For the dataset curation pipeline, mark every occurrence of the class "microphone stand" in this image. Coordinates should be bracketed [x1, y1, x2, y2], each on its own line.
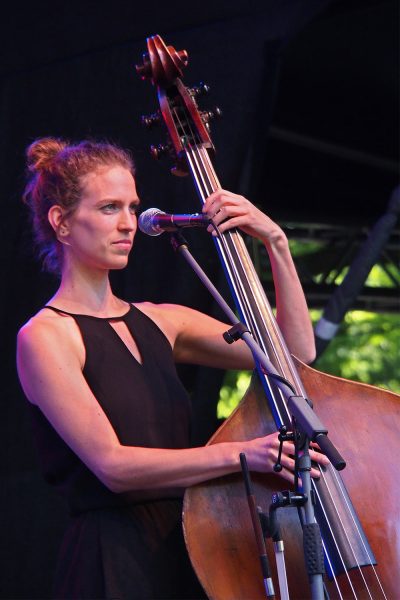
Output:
[170, 231, 346, 600]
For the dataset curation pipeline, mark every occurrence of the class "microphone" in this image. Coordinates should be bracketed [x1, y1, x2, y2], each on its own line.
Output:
[138, 208, 211, 236]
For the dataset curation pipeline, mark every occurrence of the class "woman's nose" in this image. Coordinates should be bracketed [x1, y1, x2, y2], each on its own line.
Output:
[118, 209, 136, 230]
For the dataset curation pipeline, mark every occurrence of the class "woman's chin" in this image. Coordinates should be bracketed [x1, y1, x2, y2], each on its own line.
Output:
[109, 256, 130, 270]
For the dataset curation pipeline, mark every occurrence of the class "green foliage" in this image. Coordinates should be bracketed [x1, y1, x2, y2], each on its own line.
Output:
[312, 310, 400, 393]
[217, 370, 251, 419]
[288, 239, 324, 257]
[365, 263, 398, 288]
[217, 309, 400, 418]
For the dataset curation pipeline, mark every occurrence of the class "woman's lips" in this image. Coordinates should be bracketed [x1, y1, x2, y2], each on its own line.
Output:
[112, 240, 132, 248]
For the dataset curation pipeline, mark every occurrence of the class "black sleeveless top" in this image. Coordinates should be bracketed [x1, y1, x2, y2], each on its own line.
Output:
[28, 303, 192, 515]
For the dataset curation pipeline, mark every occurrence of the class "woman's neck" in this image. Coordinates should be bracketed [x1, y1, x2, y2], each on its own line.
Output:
[49, 264, 127, 316]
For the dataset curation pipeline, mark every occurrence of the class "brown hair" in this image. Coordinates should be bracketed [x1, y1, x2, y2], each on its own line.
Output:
[23, 137, 135, 274]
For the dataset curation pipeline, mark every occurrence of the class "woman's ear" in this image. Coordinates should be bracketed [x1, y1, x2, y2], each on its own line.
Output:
[48, 205, 70, 243]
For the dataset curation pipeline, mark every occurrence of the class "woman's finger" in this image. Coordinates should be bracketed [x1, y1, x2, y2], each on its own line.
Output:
[310, 449, 330, 466]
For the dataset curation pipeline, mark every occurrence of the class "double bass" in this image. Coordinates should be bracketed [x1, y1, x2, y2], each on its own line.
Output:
[136, 35, 400, 599]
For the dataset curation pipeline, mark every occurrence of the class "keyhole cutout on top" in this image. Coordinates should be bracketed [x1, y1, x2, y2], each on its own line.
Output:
[108, 319, 143, 365]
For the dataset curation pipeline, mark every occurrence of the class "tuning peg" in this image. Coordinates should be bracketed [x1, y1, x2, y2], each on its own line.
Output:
[211, 106, 223, 119]
[141, 112, 161, 129]
[189, 82, 210, 97]
[135, 53, 152, 80]
[150, 143, 172, 160]
[201, 107, 223, 123]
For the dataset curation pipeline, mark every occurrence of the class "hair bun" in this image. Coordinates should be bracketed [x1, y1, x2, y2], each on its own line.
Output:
[26, 137, 67, 173]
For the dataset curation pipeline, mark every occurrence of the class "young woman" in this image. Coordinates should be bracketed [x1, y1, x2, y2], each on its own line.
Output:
[17, 138, 327, 599]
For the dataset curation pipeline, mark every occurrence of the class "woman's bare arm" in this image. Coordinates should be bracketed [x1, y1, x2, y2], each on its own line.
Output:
[17, 315, 327, 494]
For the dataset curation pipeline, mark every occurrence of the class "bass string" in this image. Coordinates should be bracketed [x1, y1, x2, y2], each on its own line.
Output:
[318, 461, 386, 598]
[318, 466, 386, 598]
[188, 145, 295, 421]
[183, 140, 356, 593]
[312, 477, 364, 599]
[187, 141, 377, 599]
[173, 107, 286, 422]
[174, 109, 280, 359]
[172, 109, 273, 348]
[320, 538, 346, 600]
[198, 146, 385, 599]
[173, 104, 381, 598]
[185, 144, 271, 347]
[184, 140, 296, 388]
[174, 107, 287, 380]
[183, 142, 289, 426]
[192, 139, 384, 597]
[184, 146, 259, 324]
[191, 144, 308, 391]
[183, 142, 271, 356]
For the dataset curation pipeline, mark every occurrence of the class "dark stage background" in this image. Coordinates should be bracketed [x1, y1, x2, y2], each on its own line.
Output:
[1, 1, 398, 597]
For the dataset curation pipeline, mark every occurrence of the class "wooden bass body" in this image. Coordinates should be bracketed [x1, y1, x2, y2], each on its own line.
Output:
[183, 360, 400, 599]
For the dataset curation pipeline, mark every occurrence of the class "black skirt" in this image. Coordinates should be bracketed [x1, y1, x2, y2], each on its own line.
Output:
[53, 499, 206, 600]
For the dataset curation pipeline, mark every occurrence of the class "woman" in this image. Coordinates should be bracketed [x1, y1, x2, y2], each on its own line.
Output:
[17, 138, 328, 599]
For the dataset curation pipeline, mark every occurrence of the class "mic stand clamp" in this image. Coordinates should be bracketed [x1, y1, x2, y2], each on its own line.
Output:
[223, 322, 251, 344]
[273, 426, 295, 473]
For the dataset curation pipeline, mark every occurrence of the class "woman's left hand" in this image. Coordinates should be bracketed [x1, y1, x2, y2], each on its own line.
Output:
[202, 189, 285, 245]
[202, 188, 317, 364]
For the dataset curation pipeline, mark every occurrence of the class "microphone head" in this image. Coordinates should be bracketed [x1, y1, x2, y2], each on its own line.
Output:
[138, 208, 166, 236]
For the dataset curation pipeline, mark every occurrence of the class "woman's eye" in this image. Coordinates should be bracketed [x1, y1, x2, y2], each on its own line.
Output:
[101, 204, 117, 212]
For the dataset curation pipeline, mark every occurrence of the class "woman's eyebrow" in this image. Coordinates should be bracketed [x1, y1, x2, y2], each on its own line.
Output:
[95, 197, 141, 206]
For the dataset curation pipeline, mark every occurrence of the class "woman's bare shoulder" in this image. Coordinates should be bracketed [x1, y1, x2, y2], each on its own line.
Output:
[19, 307, 71, 339]
[17, 308, 85, 365]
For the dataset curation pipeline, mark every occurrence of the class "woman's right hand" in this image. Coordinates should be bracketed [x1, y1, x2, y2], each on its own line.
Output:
[238, 432, 330, 484]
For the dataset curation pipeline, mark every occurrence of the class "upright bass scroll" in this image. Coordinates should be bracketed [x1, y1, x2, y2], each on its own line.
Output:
[136, 34, 400, 599]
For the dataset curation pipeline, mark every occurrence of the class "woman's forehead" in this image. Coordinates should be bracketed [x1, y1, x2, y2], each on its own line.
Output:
[80, 165, 136, 198]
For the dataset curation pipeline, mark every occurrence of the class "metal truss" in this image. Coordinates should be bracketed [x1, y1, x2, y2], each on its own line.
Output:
[248, 222, 400, 314]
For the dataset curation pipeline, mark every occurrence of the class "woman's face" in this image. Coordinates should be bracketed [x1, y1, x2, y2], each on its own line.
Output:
[62, 165, 140, 272]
